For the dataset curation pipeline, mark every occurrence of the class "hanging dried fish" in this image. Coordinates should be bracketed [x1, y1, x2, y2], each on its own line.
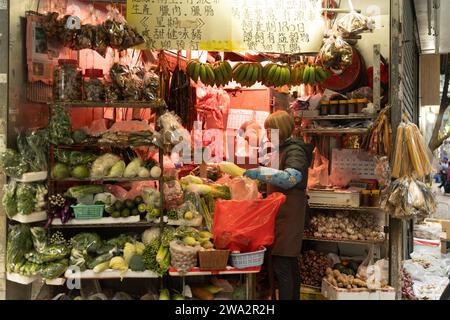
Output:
[362, 106, 392, 158]
[169, 65, 191, 126]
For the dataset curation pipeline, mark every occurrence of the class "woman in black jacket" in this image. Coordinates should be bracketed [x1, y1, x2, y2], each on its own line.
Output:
[244, 110, 313, 300]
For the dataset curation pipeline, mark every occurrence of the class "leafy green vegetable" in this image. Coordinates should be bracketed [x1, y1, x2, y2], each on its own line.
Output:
[54, 149, 97, 166]
[129, 255, 146, 272]
[49, 105, 73, 145]
[0, 149, 29, 178]
[91, 153, 121, 178]
[87, 252, 114, 270]
[16, 183, 36, 215]
[2, 182, 17, 218]
[40, 259, 69, 279]
[65, 185, 105, 199]
[25, 244, 70, 264]
[30, 227, 47, 253]
[70, 248, 88, 271]
[7, 224, 33, 273]
[70, 233, 103, 254]
[143, 239, 166, 275]
[106, 234, 138, 250]
[161, 227, 176, 247]
[25, 129, 49, 171]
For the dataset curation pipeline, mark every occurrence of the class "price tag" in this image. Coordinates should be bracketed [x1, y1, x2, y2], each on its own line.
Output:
[66, 16, 81, 30]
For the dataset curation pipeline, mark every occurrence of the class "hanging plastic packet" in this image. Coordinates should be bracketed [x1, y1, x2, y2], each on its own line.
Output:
[337, 0, 374, 35]
[319, 34, 353, 72]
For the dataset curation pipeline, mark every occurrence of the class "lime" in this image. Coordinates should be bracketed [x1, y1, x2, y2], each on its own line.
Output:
[134, 196, 144, 205]
[111, 211, 121, 218]
[137, 203, 147, 213]
[114, 201, 124, 211]
[105, 206, 115, 214]
[121, 208, 131, 217]
[125, 199, 135, 209]
[184, 211, 194, 220]
[131, 208, 139, 216]
[152, 208, 161, 217]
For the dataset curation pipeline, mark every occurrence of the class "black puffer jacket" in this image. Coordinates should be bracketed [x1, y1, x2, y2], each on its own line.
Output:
[279, 138, 313, 189]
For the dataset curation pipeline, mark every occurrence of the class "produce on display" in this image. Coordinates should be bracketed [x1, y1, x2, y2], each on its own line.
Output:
[336, 7, 374, 35]
[392, 122, 432, 179]
[18, 129, 49, 172]
[3, 183, 49, 217]
[0, 149, 29, 178]
[289, 62, 331, 87]
[49, 106, 74, 145]
[54, 149, 97, 166]
[233, 62, 264, 87]
[169, 240, 200, 274]
[305, 211, 384, 241]
[2, 183, 17, 218]
[382, 176, 436, 221]
[299, 250, 333, 287]
[402, 268, 417, 300]
[325, 268, 367, 289]
[46, 194, 75, 226]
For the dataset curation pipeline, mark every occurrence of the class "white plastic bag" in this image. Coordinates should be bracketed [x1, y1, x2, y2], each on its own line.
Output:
[414, 222, 442, 240]
[366, 259, 389, 289]
[229, 176, 259, 200]
[357, 246, 374, 280]
[413, 238, 441, 258]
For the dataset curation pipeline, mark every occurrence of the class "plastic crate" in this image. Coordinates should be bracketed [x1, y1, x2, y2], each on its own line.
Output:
[72, 205, 104, 220]
[230, 247, 266, 269]
[198, 250, 230, 270]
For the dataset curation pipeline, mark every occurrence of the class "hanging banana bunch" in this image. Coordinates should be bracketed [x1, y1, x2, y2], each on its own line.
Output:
[212, 60, 233, 87]
[262, 63, 291, 87]
[302, 64, 332, 86]
[232, 62, 264, 87]
[289, 62, 306, 86]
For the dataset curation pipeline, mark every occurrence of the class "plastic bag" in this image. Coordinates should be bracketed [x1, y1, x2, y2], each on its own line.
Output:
[413, 238, 441, 257]
[319, 35, 353, 72]
[308, 149, 329, 188]
[158, 111, 184, 152]
[366, 259, 389, 290]
[30, 227, 48, 253]
[414, 222, 442, 240]
[2, 182, 17, 218]
[6, 224, 33, 273]
[337, 0, 374, 35]
[163, 180, 184, 210]
[169, 240, 199, 274]
[213, 192, 286, 252]
[40, 259, 69, 279]
[229, 177, 259, 200]
[356, 246, 374, 281]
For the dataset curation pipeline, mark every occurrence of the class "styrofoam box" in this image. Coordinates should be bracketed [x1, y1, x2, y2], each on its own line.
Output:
[11, 211, 47, 223]
[321, 279, 395, 300]
[308, 190, 360, 207]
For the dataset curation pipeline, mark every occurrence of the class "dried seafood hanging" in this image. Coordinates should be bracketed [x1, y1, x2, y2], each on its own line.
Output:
[362, 106, 392, 158]
[168, 64, 191, 126]
[382, 176, 436, 221]
[391, 121, 432, 179]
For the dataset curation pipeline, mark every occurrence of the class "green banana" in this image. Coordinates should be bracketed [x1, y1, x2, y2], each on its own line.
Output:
[192, 62, 200, 82]
[309, 66, 316, 85]
[283, 66, 291, 86]
[290, 66, 298, 85]
[223, 61, 232, 78]
[273, 66, 283, 87]
[235, 63, 247, 82]
[316, 66, 328, 82]
[266, 64, 278, 85]
[205, 64, 215, 85]
[303, 65, 311, 85]
[198, 64, 206, 84]
[214, 65, 224, 86]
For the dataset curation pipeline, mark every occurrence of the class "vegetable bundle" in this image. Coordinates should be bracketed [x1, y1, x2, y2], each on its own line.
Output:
[2, 182, 48, 218]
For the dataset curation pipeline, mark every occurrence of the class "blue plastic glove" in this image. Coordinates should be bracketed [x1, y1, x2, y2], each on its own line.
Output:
[244, 167, 302, 190]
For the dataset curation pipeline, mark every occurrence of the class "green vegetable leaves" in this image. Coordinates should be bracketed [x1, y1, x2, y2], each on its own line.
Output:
[49, 105, 73, 145]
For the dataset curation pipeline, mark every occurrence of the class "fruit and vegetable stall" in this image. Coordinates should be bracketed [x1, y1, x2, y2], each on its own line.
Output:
[1, 0, 444, 301]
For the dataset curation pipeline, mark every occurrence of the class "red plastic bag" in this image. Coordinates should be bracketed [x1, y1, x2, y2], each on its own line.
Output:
[212, 192, 286, 253]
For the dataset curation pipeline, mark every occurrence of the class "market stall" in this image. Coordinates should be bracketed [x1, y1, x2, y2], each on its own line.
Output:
[2, 0, 445, 301]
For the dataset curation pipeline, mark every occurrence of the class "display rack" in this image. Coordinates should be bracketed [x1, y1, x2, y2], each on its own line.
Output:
[302, 128, 369, 135]
[302, 114, 376, 121]
[48, 99, 166, 109]
[303, 237, 385, 246]
[308, 204, 382, 211]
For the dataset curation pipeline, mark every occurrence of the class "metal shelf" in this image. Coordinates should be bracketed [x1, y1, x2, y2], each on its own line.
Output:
[303, 236, 385, 245]
[302, 128, 369, 135]
[48, 99, 166, 109]
[308, 204, 383, 211]
[302, 114, 376, 121]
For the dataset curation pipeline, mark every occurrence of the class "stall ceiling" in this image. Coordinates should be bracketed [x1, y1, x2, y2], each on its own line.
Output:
[414, 0, 450, 54]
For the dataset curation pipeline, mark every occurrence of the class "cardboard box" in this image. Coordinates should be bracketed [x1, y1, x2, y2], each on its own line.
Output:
[321, 279, 395, 300]
[308, 190, 360, 207]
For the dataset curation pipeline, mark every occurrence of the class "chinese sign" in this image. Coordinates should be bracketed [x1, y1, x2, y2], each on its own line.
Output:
[127, 0, 324, 54]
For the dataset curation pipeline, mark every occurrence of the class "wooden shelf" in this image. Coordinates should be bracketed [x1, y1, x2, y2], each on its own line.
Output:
[302, 128, 369, 135]
[168, 266, 261, 277]
[302, 114, 376, 121]
[48, 99, 166, 109]
[308, 204, 382, 211]
[303, 236, 385, 245]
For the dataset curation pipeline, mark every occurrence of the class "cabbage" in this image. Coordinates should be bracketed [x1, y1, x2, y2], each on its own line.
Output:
[91, 154, 121, 178]
[107, 160, 126, 178]
[142, 227, 160, 245]
[93, 193, 117, 206]
[138, 167, 151, 178]
[124, 158, 143, 178]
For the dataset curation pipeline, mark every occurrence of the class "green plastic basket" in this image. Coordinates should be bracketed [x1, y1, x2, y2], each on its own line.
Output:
[71, 205, 104, 220]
